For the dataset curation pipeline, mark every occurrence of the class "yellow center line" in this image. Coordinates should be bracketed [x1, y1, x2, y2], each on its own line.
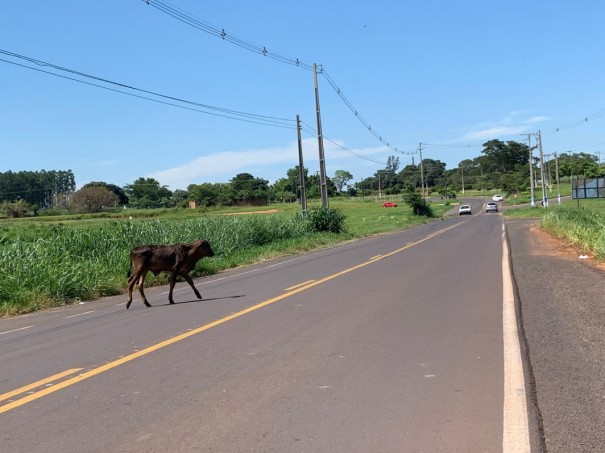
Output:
[0, 368, 82, 403]
[284, 280, 316, 291]
[0, 222, 461, 415]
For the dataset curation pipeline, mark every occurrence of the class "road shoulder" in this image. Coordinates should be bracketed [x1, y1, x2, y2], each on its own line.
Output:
[505, 218, 605, 453]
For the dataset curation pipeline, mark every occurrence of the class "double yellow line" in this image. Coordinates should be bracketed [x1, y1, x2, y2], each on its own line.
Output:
[1, 222, 460, 415]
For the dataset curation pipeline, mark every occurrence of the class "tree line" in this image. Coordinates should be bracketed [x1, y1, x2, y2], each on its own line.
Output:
[2, 140, 603, 217]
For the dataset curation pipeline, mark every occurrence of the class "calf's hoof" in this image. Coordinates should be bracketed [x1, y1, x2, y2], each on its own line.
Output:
[126, 301, 132, 310]
[144, 300, 152, 308]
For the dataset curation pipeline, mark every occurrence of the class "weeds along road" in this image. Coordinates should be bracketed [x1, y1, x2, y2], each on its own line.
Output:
[1, 211, 533, 452]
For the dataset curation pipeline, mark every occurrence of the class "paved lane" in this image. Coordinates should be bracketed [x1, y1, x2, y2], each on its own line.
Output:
[1, 214, 523, 452]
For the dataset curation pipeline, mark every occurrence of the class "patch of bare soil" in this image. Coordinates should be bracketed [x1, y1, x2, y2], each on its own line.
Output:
[531, 225, 605, 272]
[220, 209, 281, 216]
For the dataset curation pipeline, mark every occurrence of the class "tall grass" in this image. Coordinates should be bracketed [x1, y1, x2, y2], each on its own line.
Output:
[541, 207, 605, 258]
[0, 200, 451, 316]
[0, 214, 314, 315]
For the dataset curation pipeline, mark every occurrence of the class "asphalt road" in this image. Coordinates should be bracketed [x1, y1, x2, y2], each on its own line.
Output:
[1, 206, 600, 452]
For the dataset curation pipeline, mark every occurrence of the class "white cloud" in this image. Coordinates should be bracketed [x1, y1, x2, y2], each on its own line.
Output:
[459, 112, 550, 142]
[148, 139, 389, 190]
[461, 126, 528, 141]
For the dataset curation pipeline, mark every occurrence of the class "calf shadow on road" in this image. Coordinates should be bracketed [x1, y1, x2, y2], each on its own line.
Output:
[150, 294, 246, 308]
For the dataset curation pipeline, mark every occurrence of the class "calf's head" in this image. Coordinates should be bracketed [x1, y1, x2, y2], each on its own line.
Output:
[192, 239, 214, 259]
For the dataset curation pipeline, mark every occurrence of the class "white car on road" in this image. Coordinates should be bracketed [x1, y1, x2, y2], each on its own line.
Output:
[458, 204, 472, 215]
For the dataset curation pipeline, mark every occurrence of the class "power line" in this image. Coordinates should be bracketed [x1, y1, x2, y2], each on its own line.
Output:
[142, 0, 404, 153]
[553, 108, 605, 133]
[300, 121, 388, 165]
[143, 0, 314, 71]
[0, 49, 296, 129]
[319, 68, 403, 153]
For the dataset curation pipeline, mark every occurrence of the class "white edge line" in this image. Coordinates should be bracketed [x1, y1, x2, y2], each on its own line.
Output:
[64, 311, 96, 319]
[502, 224, 531, 452]
[0, 326, 34, 335]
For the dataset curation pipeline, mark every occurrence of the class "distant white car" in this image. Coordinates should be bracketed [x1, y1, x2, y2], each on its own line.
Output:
[486, 202, 498, 213]
[459, 204, 472, 215]
[492, 194, 504, 202]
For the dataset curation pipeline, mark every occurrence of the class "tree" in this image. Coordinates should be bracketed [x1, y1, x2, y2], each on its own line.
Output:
[230, 173, 269, 203]
[398, 164, 422, 191]
[557, 152, 603, 178]
[81, 182, 129, 205]
[124, 177, 172, 208]
[420, 158, 446, 188]
[1, 199, 30, 218]
[481, 140, 529, 174]
[171, 189, 189, 208]
[188, 182, 233, 206]
[70, 186, 119, 213]
[0, 169, 75, 209]
[386, 155, 400, 172]
[332, 170, 353, 192]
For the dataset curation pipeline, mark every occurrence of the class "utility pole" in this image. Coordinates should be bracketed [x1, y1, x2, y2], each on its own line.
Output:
[554, 152, 561, 205]
[313, 64, 329, 207]
[460, 166, 465, 194]
[418, 143, 426, 199]
[538, 130, 548, 207]
[295, 115, 307, 214]
[522, 133, 536, 207]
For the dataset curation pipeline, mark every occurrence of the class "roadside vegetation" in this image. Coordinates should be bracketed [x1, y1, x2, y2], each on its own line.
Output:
[2, 138, 603, 316]
[504, 196, 605, 260]
[0, 199, 449, 316]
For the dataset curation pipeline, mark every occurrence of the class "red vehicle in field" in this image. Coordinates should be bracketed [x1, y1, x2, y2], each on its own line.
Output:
[383, 201, 398, 207]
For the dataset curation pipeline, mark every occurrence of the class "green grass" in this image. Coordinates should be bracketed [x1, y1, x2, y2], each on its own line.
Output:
[503, 196, 605, 259]
[0, 199, 449, 316]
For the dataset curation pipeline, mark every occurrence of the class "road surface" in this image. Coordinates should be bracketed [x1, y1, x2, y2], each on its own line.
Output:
[1, 207, 534, 452]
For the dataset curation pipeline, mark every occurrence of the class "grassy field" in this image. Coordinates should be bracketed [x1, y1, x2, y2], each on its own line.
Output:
[0, 198, 451, 316]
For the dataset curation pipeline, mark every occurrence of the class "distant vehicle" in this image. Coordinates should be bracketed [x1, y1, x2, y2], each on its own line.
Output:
[486, 202, 498, 213]
[459, 204, 472, 215]
[383, 201, 398, 207]
[492, 194, 504, 202]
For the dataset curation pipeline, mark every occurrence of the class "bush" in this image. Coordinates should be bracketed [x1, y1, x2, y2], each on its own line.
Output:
[403, 191, 434, 217]
[304, 206, 347, 233]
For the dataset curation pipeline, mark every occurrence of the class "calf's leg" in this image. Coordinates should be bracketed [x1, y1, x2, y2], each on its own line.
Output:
[136, 271, 152, 307]
[126, 269, 140, 309]
[168, 272, 177, 304]
[182, 273, 203, 300]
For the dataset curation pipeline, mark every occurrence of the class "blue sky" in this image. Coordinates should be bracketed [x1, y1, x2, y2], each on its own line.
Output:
[1, 0, 604, 190]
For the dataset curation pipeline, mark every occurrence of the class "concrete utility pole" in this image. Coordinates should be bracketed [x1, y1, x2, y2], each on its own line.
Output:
[554, 152, 561, 205]
[522, 133, 536, 207]
[538, 130, 548, 208]
[313, 64, 329, 207]
[418, 143, 426, 198]
[296, 115, 307, 214]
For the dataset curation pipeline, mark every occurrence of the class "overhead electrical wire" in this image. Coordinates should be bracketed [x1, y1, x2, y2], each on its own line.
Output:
[141, 0, 403, 155]
[299, 121, 387, 165]
[0, 48, 296, 129]
[553, 108, 605, 133]
[143, 0, 314, 71]
[319, 68, 404, 154]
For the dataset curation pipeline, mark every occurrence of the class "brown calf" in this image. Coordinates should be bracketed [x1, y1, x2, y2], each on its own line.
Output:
[126, 239, 214, 309]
